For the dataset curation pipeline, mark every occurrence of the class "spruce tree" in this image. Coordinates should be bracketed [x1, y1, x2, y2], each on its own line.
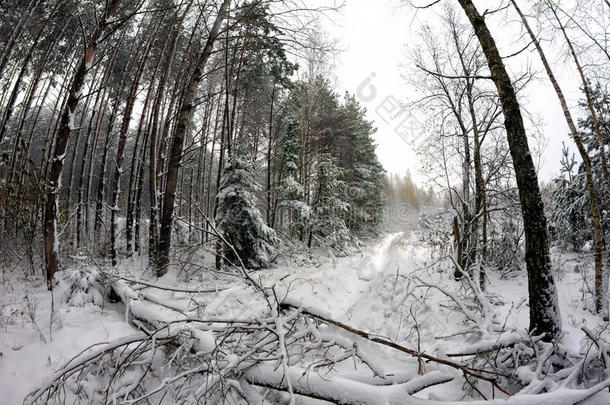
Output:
[277, 121, 310, 239]
[215, 156, 279, 269]
[309, 154, 351, 252]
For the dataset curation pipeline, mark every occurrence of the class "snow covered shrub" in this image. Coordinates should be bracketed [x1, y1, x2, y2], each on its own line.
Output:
[488, 218, 523, 275]
[216, 157, 279, 269]
[416, 211, 451, 252]
[62, 267, 105, 307]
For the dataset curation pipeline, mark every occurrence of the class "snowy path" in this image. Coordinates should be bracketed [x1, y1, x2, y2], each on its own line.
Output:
[270, 232, 431, 331]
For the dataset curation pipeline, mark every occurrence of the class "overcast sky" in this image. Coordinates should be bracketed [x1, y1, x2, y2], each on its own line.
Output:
[321, 0, 586, 184]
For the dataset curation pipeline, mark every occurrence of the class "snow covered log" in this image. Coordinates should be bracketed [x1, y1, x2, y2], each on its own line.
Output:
[245, 363, 610, 405]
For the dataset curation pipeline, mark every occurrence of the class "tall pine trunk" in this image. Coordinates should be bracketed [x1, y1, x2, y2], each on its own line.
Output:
[156, 0, 231, 276]
[43, 0, 123, 289]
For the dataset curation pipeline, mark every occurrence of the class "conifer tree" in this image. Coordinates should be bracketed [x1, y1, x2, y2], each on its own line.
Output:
[215, 156, 279, 269]
[309, 153, 350, 252]
[277, 121, 310, 238]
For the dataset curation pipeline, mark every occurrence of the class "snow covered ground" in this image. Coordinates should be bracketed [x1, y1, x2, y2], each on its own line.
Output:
[1, 232, 609, 403]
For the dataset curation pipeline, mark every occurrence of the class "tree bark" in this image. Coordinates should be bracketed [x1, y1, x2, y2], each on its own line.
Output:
[457, 0, 561, 341]
[511, 0, 606, 316]
[156, 0, 231, 276]
[43, 0, 123, 289]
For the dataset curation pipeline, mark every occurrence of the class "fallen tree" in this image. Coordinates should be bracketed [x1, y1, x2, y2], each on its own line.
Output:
[23, 269, 610, 404]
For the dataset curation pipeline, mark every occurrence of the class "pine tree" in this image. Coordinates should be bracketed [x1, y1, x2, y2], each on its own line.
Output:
[339, 94, 385, 236]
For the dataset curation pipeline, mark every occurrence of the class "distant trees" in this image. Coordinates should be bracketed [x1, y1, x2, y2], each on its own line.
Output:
[383, 171, 433, 210]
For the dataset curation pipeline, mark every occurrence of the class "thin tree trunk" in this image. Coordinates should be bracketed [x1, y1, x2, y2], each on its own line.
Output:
[126, 67, 157, 255]
[266, 83, 276, 225]
[214, 95, 228, 271]
[74, 66, 105, 247]
[93, 96, 118, 237]
[546, 3, 609, 316]
[206, 94, 223, 242]
[147, 3, 193, 266]
[110, 17, 161, 266]
[511, 0, 606, 316]
[451, 25, 486, 287]
[10, 9, 75, 185]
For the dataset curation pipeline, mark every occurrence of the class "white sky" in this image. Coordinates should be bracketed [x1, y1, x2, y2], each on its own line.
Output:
[322, 0, 586, 185]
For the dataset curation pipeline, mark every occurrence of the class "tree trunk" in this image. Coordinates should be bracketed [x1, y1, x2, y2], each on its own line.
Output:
[457, 0, 561, 341]
[156, 0, 231, 276]
[266, 83, 276, 226]
[547, 4, 609, 317]
[43, 0, 123, 289]
[110, 18, 162, 266]
[511, 0, 606, 316]
[126, 64, 157, 255]
[9, 11, 74, 190]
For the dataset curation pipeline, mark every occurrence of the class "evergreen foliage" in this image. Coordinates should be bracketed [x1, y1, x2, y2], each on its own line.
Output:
[216, 157, 279, 269]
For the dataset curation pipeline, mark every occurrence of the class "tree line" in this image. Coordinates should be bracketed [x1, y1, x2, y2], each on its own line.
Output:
[0, 1, 384, 285]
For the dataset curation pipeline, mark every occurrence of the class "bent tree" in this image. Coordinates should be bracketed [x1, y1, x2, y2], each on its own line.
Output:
[456, 0, 561, 341]
[510, 0, 606, 317]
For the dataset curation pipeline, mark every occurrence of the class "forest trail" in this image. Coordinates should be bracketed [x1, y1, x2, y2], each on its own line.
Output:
[272, 232, 432, 331]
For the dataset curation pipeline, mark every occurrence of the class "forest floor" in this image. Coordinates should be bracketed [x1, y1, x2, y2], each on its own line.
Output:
[1, 232, 609, 403]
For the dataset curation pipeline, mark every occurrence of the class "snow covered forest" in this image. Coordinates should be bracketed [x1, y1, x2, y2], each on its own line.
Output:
[1, 0, 610, 403]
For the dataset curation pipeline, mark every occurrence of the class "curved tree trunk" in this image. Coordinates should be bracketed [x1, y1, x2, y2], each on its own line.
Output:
[43, 0, 123, 289]
[511, 0, 606, 316]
